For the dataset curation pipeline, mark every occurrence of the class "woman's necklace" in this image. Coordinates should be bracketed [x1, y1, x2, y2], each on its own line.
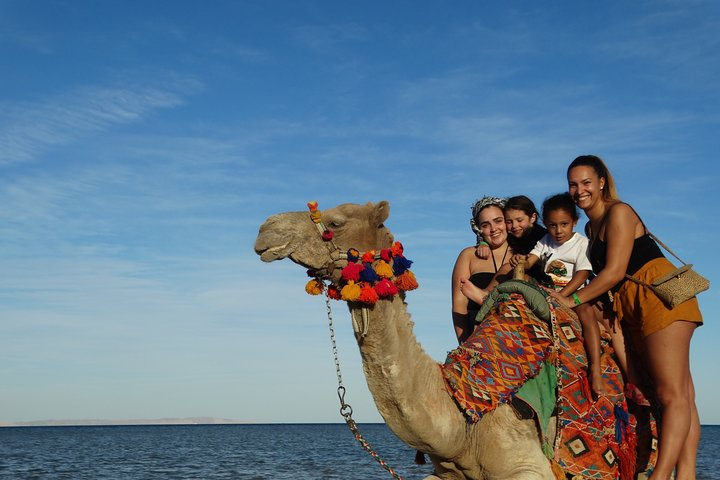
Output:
[491, 244, 509, 273]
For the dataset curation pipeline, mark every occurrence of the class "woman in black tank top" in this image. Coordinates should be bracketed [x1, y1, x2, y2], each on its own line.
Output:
[451, 197, 512, 344]
[555, 155, 702, 478]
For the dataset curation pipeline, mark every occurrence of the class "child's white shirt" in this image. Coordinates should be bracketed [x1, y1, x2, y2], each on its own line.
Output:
[529, 232, 592, 288]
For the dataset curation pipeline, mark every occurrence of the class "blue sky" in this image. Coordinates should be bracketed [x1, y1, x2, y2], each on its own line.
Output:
[1, 1, 719, 425]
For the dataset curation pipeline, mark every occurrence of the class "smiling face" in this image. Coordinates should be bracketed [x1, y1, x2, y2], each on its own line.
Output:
[567, 165, 606, 211]
[504, 208, 537, 239]
[544, 208, 577, 245]
[476, 205, 508, 248]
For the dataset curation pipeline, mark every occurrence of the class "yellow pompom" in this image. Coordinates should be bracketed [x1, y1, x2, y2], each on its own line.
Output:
[310, 211, 322, 223]
[341, 281, 362, 301]
[305, 279, 324, 295]
[374, 260, 394, 279]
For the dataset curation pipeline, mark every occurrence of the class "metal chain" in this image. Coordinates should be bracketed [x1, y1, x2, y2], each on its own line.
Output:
[324, 287, 405, 480]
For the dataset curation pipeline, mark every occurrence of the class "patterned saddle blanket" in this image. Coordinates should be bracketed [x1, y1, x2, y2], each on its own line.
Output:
[440, 280, 657, 480]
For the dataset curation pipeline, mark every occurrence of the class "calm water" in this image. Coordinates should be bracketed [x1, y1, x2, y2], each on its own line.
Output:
[0, 423, 718, 479]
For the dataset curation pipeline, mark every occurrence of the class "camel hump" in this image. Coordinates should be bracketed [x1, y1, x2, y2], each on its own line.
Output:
[474, 279, 550, 324]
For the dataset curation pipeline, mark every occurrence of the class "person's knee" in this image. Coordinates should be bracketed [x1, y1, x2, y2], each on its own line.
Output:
[654, 383, 690, 409]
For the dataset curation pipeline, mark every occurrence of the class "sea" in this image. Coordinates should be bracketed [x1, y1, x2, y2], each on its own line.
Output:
[0, 423, 718, 479]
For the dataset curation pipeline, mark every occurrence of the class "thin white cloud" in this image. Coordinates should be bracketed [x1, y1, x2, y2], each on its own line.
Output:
[0, 79, 200, 166]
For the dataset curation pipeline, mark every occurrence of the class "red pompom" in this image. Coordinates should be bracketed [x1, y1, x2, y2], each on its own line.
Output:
[358, 283, 379, 304]
[327, 285, 341, 300]
[361, 250, 376, 263]
[307, 201, 318, 212]
[391, 242, 404, 256]
[374, 278, 399, 298]
[341, 262, 364, 281]
[322, 229, 334, 241]
[380, 248, 393, 262]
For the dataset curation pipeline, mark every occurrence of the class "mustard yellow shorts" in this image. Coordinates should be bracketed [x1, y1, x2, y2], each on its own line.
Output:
[613, 257, 703, 343]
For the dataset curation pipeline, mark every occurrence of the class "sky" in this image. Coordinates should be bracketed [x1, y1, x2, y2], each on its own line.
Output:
[1, 1, 719, 426]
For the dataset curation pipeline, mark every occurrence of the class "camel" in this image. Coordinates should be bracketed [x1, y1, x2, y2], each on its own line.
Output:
[255, 200, 560, 479]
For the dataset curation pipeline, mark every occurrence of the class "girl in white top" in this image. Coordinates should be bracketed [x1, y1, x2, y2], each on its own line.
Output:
[511, 193, 608, 396]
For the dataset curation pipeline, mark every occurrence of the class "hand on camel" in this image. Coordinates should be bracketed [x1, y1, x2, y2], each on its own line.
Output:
[548, 290, 574, 309]
[509, 253, 528, 267]
[459, 277, 489, 305]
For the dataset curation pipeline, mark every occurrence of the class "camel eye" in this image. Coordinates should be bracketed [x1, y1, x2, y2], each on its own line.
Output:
[328, 219, 344, 229]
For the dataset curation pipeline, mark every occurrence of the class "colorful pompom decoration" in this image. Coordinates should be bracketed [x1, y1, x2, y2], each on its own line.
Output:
[341, 262, 364, 282]
[374, 278, 399, 298]
[374, 260, 394, 279]
[358, 283, 379, 304]
[395, 270, 418, 291]
[327, 285, 342, 300]
[361, 250, 376, 263]
[305, 278, 324, 295]
[392, 256, 413, 276]
[341, 281, 362, 301]
[303, 203, 418, 304]
[359, 263, 379, 283]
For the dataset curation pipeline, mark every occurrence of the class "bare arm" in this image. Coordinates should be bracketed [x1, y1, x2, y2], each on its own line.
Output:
[451, 248, 473, 343]
[573, 204, 639, 304]
[558, 269, 591, 297]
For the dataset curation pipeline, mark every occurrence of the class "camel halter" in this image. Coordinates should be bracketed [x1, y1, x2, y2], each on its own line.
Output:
[305, 201, 411, 480]
[304, 201, 419, 337]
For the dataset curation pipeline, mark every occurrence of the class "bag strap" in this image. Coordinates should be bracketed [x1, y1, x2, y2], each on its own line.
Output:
[645, 232, 687, 266]
[621, 203, 690, 285]
[620, 203, 688, 266]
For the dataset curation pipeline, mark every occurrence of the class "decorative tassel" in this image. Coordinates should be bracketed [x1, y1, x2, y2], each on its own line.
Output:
[578, 371, 593, 403]
[615, 403, 638, 480]
[375, 278, 398, 298]
[359, 264, 379, 283]
[321, 230, 334, 241]
[341, 262, 364, 282]
[305, 279, 324, 295]
[392, 255, 413, 275]
[391, 241, 404, 257]
[307, 201, 318, 212]
[341, 281, 362, 301]
[395, 270, 418, 291]
[358, 283, 379, 304]
[380, 248, 393, 262]
[374, 260, 394, 279]
[310, 211, 322, 223]
[346, 248, 360, 263]
[414, 450, 426, 465]
[361, 250, 376, 263]
[327, 285, 342, 300]
[614, 404, 630, 443]
[550, 461, 566, 480]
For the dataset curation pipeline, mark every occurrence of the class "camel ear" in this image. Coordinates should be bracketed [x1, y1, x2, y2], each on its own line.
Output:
[371, 201, 390, 227]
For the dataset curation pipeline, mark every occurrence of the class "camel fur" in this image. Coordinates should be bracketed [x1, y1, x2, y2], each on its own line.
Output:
[255, 201, 557, 479]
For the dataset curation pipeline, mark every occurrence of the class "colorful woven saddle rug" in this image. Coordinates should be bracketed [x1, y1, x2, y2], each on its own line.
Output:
[442, 282, 553, 422]
[441, 281, 657, 480]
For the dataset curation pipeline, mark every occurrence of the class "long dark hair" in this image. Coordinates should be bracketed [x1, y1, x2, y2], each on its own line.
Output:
[567, 155, 620, 202]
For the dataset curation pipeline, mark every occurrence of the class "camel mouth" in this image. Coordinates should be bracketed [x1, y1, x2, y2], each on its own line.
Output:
[256, 243, 292, 262]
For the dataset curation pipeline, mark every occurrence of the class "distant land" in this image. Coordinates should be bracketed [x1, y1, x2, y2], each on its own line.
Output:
[0, 417, 246, 427]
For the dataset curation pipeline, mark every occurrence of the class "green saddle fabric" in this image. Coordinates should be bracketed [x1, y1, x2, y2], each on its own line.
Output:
[474, 279, 550, 324]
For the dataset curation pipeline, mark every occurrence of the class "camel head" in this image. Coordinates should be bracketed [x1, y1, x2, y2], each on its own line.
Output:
[254, 201, 394, 283]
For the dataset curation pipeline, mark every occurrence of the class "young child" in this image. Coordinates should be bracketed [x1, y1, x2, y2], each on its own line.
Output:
[517, 193, 606, 395]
